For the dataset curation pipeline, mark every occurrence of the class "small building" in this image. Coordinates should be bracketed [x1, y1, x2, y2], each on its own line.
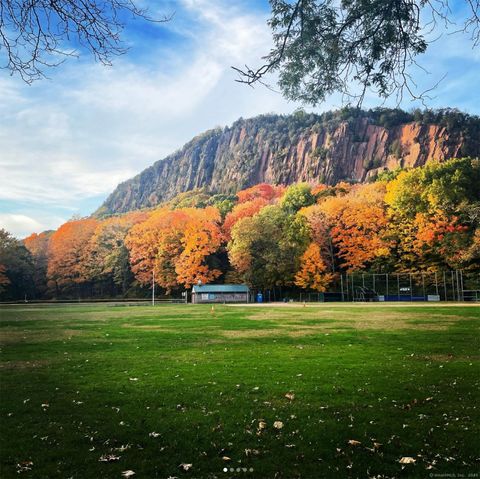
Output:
[191, 284, 250, 304]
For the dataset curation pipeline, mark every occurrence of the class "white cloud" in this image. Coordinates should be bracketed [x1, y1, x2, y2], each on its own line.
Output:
[0, 213, 66, 239]
[0, 1, 295, 215]
[0, 0, 478, 241]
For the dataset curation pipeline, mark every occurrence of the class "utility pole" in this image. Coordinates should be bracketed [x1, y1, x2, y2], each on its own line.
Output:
[152, 269, 155, 307]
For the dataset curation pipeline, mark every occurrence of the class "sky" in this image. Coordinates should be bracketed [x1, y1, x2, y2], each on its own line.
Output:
[0, 0, 479, 238]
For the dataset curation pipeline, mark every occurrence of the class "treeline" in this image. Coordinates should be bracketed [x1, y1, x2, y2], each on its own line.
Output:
[1, 158, 479, 300]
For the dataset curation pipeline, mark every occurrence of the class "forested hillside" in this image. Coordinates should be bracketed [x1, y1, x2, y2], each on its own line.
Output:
[1, 158, 479, 300]
[97, 108, 480, 216]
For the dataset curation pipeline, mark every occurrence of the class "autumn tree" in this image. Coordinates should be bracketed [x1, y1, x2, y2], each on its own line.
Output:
[299, 205, 336, 268]
[236, 183, 285, 203]
[125, 207, 223, 292]
[126, 208, 184, 292]
[460, 229, 480, 269]
[228, 205, 309, 289]
[295, 243, 334, 291]
[223, 197, 270, 240]
[175, 208, 224, 287]
[318, 183, 392, 272]
[82, 211, 148, 295]
[24, 231, 53, 297]
[223, 184, 286, 239]
[47, 218, 99, 296]
[385, 158, 480, 270]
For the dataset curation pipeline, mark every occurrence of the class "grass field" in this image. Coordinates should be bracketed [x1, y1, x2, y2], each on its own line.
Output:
[0, 302, 479, 479]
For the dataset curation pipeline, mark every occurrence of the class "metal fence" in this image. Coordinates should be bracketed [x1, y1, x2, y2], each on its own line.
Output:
[342, 271, 479, 302]
[316, 270, 480, 302]
[253, 270, 480, 303]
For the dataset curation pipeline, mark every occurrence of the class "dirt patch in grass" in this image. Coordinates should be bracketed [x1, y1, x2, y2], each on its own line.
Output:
[221, 329, 284, 338]
[121, 324, 218, 334]
[247, 309, 464, 332]
[221, 325, 345, 338]
[286, 328, 329, 337]
[121, 324, 181, 331]
[0, 329, 83, 344]
[0, 359, 51, 370]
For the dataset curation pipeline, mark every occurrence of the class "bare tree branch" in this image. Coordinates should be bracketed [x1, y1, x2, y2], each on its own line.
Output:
[0, 0, 172, 83]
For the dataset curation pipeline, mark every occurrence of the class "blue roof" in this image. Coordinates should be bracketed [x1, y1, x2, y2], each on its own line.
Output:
[192, 284, 249, 293]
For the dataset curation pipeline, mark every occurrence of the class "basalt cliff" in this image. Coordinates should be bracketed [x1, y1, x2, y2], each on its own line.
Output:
[97, 108, 480, 215]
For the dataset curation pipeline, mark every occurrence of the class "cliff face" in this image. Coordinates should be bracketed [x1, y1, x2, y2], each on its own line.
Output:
[97, 110, 480, 215]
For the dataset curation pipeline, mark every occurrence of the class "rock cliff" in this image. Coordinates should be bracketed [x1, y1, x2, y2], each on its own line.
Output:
[97, 109, 480, 215]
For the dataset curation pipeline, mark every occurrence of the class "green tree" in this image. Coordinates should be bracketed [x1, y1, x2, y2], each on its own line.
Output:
[228, 205, 309, 288]
[206, 194, 237, 218]
[82, 213, 146, 296]
[385, 158, 480, 219]
[385, 158, 480, 271]
[234, 1, 480, 105]
[281, 183, 316, 214]
[0, 229, 35, 300]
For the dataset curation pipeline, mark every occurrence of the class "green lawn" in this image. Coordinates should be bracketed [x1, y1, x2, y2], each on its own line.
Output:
[0, 303, 479, 478]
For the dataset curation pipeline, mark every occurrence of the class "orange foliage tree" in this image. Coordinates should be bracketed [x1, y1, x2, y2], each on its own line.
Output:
[294, 243, 334, 291]
[236, 183, 284, 203]
[125, 207, 223, 291]
[318, 183, 392, 272]
[298, 205, 335, 271]
[409, 212, 470, 270]
[47, 218, 99, 293]
[223, 197, 270, 239]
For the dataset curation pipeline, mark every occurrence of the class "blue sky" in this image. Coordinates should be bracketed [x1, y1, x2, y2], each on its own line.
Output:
[0, 0, 479, 238]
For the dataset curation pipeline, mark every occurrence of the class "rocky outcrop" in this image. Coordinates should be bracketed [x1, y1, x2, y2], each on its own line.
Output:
[97, 110, 479, 215]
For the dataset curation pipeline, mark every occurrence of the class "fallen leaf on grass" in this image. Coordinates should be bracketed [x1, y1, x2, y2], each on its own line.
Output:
[256, 420, 267, 435]
[179, 463, 193, 471]
[399, 457, 416, 464]
[16, 461, 33, 473]
[129, 378, 138, 382]
[348, 440, 361, 446]
[115, 444, 131, 452]
[285, 392, 295, 401]
[273, 421, 284, 430]
[222, 456, 231, 461]
[122, 471, 135, 478]
[99, 454, 120, 462]
[149, 432, 161, 438]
